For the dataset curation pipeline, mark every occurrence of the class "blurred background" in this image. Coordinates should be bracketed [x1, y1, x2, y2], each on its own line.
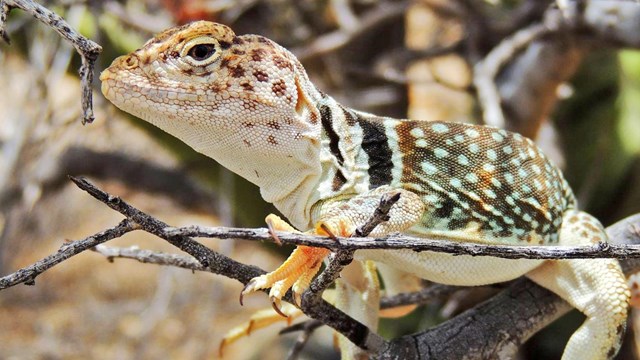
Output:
[2, 0, 640, 359]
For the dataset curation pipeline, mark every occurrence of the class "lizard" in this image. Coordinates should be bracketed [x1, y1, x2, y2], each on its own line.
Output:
[100, 21, 630, 359]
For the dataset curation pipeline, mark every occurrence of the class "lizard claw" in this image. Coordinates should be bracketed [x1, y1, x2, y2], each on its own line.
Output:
[239, 278, 258, 306]
[265, 216, 283, 246]
[270, 296, 287, 317]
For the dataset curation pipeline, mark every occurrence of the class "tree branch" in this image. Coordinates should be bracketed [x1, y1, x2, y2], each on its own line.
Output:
[0, 0, 102, 123]
[169, 221, 640, 260]
[65, 176, 388, 354]
[0, 218, 137, 289]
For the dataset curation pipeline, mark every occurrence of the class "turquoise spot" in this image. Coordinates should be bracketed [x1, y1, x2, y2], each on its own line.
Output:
[483, 189, 497, 198]
[465, 129, 480, 138]
[421, 162, 438, 175]
[504, 173, 514, 184]
[434, 148, 449, 158]
[465, 173, 478, 183]
[518, 168, 527, 178]
[457, 154, 469, 166]
[486, 149, 497, 161]
[431, 123, 449, 134]
[468, 143, 479, 153]
[491, 132, 504, 142]
[450, 178, 462, 188]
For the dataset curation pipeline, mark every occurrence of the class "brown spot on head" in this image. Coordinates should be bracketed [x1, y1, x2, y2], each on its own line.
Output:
[633, 282, 639, 290]
[266, 120, 281, 130]
[267, 135, 278, 145]
[253, 70, 269, 82]
[257, 37, 269, 43]
[272, 79, 287, 97]
[251, 48, 268, 62]
[243, 139, 251, 147]
[242, 122, 254, 128]
[241, 82, 254, 91]
[232, 36, 244, 45]
[229, 64, 245, 78]
[218, 40, 231, 49]
[232, 49, 246, 55]
[272, 55, 293, 70]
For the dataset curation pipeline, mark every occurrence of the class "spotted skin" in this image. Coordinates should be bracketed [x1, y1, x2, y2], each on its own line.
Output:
[100, 21, 630, 360]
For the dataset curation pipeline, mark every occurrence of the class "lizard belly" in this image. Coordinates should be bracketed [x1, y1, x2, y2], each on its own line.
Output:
[356, 249, 543, 286]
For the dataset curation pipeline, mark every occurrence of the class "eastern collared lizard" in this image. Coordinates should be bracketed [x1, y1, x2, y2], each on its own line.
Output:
[100, 21, 630, 359]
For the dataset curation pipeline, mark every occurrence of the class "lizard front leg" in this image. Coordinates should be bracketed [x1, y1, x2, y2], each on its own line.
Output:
[241, 186, 425, 314]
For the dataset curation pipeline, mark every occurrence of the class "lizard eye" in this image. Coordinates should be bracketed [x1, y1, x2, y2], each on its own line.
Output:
[188, 44, 216, 61]
[181, 37, 221, 66]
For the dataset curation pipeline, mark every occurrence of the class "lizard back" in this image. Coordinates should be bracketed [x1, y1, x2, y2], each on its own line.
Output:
[317, 106, 577, 246]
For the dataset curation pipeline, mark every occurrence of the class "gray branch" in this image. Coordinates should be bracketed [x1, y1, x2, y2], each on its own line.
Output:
[0, 219, 137, 289]
[0, 0, 102, 123]
[168, 222, 640, 261]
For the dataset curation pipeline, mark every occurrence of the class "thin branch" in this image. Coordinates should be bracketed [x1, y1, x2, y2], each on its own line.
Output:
[474, 23, 548, 128]
[355, 192, 401, 237]
[92, 244, 205, 271]
[284, 320, 324, 360]
[169, 223, 640, 261]
[0, 0, 102, 124]
[291, 1, 408, 62]
[66, 176, 387, 354]
[0, 218, 137, 289]
[380, 283, 463, 310]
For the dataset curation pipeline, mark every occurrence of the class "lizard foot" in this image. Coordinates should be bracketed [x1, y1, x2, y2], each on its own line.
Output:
[240, 214, 331, 315]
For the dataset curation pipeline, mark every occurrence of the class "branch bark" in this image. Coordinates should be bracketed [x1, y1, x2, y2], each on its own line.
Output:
[0, 0, 102, 123]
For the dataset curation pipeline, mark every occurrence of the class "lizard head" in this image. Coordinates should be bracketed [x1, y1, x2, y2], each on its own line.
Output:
[101, 21, 323, 217]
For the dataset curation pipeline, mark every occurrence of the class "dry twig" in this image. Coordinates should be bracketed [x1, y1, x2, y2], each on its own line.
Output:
[0, 219, 137, 289]
[0, 0, 102, 123]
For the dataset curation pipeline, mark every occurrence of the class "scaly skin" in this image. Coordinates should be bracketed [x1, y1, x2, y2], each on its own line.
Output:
[100, 21, 630, 359]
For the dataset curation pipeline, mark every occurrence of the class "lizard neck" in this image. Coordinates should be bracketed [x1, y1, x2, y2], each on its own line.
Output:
[311, 95, 403, 215]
